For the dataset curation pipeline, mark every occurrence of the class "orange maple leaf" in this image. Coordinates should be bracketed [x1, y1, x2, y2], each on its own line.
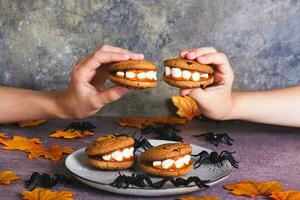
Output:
[0, 136, 41, 151]
[0, 136, 73, 161]
[49, 129, 94, 139]
[22, 187, 74, 200]
[0, 170, 20, 185]
[224, 181, 283, 197]
[0, 133, 7, 138]
[118, 116, 187, 129]
[178, 196, 219, 200]
[172, 96, 201, 121]
[28, 145, 73, 161]
[271, 190, 300, 200]
[18, 119, 47, 128]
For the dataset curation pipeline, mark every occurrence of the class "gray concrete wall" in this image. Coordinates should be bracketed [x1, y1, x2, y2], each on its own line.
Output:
[0, 0, 299, 116]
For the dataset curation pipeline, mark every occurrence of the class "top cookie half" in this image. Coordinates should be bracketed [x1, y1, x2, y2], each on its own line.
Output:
[163, 58, 214, 89]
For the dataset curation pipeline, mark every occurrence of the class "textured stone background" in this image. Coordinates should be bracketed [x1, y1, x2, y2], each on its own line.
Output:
[0, 0, 299, 116]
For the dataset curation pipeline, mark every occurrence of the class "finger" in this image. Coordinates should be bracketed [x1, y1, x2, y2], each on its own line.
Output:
[196, 52, 232, 75]
[97, 86, 129, 106]
[79, 51, 130, 73]
[90, 64, 109, 90]
[100, 44, 144, 60]
[187, 88, 207, 105]
[179, 88, 192, 96]
[185, 47, 217, 60]
[179, 48, 189, 58]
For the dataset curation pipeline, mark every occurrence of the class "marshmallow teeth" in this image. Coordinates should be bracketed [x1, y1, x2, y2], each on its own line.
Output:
[102, 147, 134, 161]
[116, 70, 157, 81]
[152, 154, 191, 169]
[165, 66, 209, 81]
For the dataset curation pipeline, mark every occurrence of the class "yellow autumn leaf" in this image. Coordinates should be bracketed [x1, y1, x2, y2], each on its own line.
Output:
[18, 119, 47, 128]
[224, 181, 283, 197]
[0, 136, 73, 161]
[49, 129, 94, 139]
[22, 187, 74, 200]
[0, 133, 7, 138]
[271, 190, 300, 200]
[0, 170, 20, 185]
[172, 96, 201, 121]
[27, 145, 73, 161]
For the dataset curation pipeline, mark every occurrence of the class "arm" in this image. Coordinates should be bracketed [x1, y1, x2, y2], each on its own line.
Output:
[179, 47, 300, 127]
[226, 87, 300, 127]
[0, 44, 144, 123]
[0, 87, 63, 123]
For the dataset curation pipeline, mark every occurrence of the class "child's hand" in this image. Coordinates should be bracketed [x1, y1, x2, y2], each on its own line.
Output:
[57, 44, 144, 119]
[179, 47, 235, 120]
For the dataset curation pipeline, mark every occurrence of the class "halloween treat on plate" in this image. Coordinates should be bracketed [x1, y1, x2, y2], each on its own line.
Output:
[85, 135, 135, 170]
[140, 142, 193, 177]
[163, 58, 214, 88]
[108, 60, 158, 89]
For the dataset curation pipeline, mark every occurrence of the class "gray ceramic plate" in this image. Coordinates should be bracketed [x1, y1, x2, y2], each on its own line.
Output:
[65, 139, 232, 196]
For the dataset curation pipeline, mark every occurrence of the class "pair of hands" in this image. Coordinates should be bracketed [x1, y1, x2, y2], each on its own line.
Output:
[58, 45, 235, 120]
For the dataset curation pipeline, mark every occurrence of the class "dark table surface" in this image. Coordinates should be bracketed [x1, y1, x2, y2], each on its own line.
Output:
[0, 117, 299, 200]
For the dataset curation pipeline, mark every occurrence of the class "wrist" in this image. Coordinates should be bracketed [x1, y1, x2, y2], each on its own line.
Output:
[219, 92, 238, 120]
[49, 90, 73, 119]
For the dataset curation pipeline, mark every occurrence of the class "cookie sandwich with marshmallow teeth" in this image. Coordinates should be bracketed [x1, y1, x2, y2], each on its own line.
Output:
[139, 143, 193, 177]
[85, 135, 135, 170]
[108, 60, 157, 89]
[163, 58, 214, 88]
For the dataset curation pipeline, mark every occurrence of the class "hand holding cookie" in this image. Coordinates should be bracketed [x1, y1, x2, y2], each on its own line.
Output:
[179, 47, 235, 120]
[56, 44, 144, 119]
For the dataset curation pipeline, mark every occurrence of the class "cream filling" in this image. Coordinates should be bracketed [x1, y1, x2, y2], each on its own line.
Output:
[102, 147, 134, 161]
[165, 66, 209, 81]
[152, 154, 191, 169]
[115, 70, 157, 80]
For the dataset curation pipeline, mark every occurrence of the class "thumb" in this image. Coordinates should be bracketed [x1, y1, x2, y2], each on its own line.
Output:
[97, 86, 129, 106]
[180, 88, 207, 105]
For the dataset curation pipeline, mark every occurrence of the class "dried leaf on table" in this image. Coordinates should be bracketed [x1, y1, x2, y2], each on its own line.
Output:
[0, 136, 73, 161]
[118, 117, 156, 129]
[50, 129, 94, 139]
[0, 170, 20, 185]
[0, 133, 7, 138]
[172, 96, 201, 121]
[178, 196, 219, 200]
[118, 116, 187, 129]
[22, 187, 74, 200]
[18, 119, 47, 128]
[270, 190, 300, 200]
[49, 121, 95, 139]
[28, 145, 73, 161]
[224, 181, 283, 197]
[0, 136, 41, 151]
[150, 116, 187, 125]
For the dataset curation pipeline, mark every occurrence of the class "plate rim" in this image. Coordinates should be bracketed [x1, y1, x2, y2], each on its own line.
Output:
[65, 139, 232, 190]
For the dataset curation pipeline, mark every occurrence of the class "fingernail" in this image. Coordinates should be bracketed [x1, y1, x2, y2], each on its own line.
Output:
[139, 54, 144, 60]
[188, 52, 195, 58]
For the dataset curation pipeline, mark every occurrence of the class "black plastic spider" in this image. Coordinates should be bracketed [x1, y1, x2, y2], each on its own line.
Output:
[141, 124, 183, 141]
[64, 121, 96, 133]
[194, 131, 234, 146]
[133, 134, 153, 151]
[192, 150, 239, 169]
[110, 172, 209, 189]
[25, 172, 72, 190]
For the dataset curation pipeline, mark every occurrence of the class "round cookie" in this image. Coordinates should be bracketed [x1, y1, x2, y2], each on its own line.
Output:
[108, 60, 158, 89]
[85, 134, 134, 156]
[85, 134, 136, 170]
[163, 58, 214, 89]
[140, 143, 193, 177]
